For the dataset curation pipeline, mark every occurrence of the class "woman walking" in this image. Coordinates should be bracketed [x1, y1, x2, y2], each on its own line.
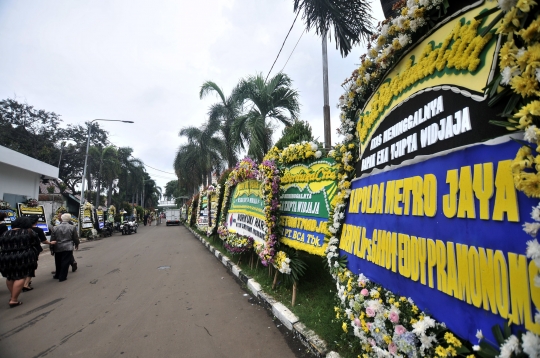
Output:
[22, 216, 55, 291]
[0, 217, 53, 307]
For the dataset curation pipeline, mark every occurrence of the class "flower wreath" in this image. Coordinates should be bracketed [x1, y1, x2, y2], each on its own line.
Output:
[203, 184, 221, 236]
[217, 158, 261, 255]
[323, 0, 524, 356]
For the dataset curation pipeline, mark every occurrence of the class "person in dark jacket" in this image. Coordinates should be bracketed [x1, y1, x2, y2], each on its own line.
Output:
[51, 213, 79, 282]
[22, 216, 55, 291]
[0, 217, 50, 307]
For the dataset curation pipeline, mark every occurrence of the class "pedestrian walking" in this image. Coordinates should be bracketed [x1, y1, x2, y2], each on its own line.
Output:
[23, 215, 55, 291]
[50, 213, 79, 282]
[143, 213, 148, 226]
[0, 217, 51, 307]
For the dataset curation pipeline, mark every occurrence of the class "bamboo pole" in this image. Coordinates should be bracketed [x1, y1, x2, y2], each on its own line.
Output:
[272, 270, 279, 290]
[292, 281, 297, 306]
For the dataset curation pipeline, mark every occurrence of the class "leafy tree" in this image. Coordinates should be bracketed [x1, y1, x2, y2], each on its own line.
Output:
[0, 98, 63, 165]
[199, 81, 244, 169]
[274, 119, 315, 149]
[233, 73, 300, 161]
[59, 122, 109, 195]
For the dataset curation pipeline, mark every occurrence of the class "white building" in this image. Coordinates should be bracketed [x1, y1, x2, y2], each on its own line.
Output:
[0, 145, 59, 208]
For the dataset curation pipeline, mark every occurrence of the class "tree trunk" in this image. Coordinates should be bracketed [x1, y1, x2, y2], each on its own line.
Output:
[106, 181, 113, 207]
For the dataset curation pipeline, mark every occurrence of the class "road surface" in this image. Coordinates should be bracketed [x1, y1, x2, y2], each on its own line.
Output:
[0, 224, 302, 358]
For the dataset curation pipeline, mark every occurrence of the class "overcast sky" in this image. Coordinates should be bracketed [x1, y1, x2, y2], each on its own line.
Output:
[0, 0, 384, 192]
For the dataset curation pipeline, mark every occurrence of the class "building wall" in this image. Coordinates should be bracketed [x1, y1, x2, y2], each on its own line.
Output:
[0, 162, 40, 207]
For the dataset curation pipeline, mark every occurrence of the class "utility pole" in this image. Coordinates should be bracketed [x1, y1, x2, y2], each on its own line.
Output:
[322, 31, 331, 150]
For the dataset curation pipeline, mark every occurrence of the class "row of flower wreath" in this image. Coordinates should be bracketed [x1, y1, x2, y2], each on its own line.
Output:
[327, 0, 540, 357]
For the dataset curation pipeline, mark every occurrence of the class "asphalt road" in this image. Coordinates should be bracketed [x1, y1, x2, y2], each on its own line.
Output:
[0, 223, 300, 358]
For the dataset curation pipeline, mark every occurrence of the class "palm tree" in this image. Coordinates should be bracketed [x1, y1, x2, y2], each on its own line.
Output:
[292, 0, 374, 148]
[292, 0, 373, 56]
[88, 145, 119, 206]
[199, 81, 244, 169]
[233, 72, 300, 161]
[178, 120, 225, 188]
[114, 147, 144, 206]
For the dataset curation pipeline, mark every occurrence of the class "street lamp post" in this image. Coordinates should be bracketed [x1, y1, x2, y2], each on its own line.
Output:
[79, 119, 134, 232]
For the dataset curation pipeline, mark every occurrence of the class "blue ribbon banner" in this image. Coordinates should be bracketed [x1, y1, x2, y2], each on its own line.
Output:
[341, 139, 540, 343]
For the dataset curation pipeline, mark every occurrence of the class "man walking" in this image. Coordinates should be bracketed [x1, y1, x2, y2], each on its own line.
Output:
[51, 213, 80, 282]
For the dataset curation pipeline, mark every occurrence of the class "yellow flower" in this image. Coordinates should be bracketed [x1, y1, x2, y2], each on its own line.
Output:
[517, 0, 537, 12]
[518, 17, 540, 43]
[515, 172, 540, 197]
[435, 345, 447, 357]
[342, 321, 348, 333]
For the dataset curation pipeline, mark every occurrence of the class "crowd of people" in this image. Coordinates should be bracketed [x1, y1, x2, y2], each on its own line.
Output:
[0, 212, 79, 308]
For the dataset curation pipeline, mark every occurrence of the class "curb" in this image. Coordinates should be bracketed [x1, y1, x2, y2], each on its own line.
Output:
[186, 227, 340, 358]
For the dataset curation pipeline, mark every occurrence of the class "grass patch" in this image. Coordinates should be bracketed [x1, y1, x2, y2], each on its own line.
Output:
[191, 228, 347, 354]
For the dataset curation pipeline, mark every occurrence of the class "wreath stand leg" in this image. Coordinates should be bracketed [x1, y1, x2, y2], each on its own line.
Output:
[237, 256, 241, 265]
[249, 252, 254, 269]
[268, 264, 272, 277]
[292, 281, 297, 306]
[272, 269, 279, 290]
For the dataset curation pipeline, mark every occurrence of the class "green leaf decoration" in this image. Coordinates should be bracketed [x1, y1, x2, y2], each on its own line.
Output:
[479, 11, 504, 37]
[475, 6, 501, 20]
[492, 324, 505, 345]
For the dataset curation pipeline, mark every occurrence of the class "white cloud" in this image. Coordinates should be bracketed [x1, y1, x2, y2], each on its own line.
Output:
[0, 0, 384, 191]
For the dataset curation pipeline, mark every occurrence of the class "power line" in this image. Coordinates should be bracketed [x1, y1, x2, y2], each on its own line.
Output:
[265, 12, 300, 82]
[280, 29, 305, 74]
[144, 164, 176, 175]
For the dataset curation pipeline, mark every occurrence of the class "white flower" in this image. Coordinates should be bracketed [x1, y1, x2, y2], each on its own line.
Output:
[419, 0, 429, 6]
[476, 329, 484, 341]
[310, 142, 318, 151]
[522, 331, 540, 357]
[412, 316, 436, 335]
[473, 345, 480, 351]
[328, 227, 337, 234]
[498, 0, 518, 12]
[406, 0, 415, 8]
[419, 334, 437, 350]
[334, 261, 340, 267]
[536, 309, 540, 323]
[526, 239, 540, 260]
[409, 19, 420, 32]
[501, 66, 520, 85]
[525, 125, 539, 143]
[499, 335, 521, 358]
[523, 222, 540, 237]
[536, 68, 540, 83]
[517, 48, 526, 59]
[315, 150, 322, 158]
[398, 34, 410, 47]
[380, 24, 389, 37]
